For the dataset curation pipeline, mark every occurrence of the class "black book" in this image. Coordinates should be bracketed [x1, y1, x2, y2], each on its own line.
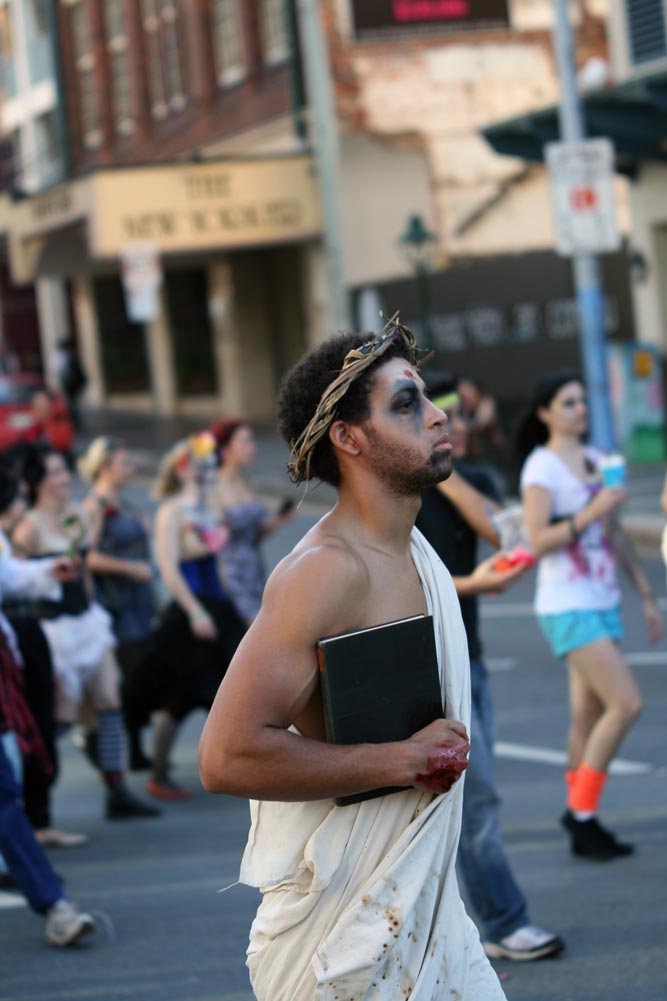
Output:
[316, 614, 443, 806]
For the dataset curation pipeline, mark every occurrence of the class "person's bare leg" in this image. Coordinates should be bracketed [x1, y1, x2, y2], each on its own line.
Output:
[146, 711, 191, 799]
[151, 711, 179, 782]
[85, 652, 159, 819]
[562, 638, 641, 857]
[567, 638, 642, 772]
[566, 667, 603, 771]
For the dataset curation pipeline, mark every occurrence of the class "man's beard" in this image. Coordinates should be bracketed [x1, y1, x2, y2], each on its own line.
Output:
[363, 426, 453, 497]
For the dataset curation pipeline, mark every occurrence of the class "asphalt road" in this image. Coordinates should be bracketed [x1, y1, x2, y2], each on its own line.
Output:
[2, 506, 666, 1001]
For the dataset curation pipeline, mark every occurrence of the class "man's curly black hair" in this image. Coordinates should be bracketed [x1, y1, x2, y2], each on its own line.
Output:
[276, 331, 416, 487]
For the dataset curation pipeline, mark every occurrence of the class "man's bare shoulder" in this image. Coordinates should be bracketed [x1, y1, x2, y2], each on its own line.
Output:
[261, 522, 369, 635]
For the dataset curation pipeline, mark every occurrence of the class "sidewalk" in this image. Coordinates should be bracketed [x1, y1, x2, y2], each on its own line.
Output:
[78, 408, 664, 550]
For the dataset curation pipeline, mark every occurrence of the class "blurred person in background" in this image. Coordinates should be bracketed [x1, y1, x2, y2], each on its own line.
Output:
[11, 446, 159, 822]
[146, 435, 246, 800]
[518, 373, 662, 860]
[0, 462, 87, 850]
[416, 375, 563, 962]
[458, 377, 507, 466]
[79, 437, 157, 772]
[0, 727, 96, 945]
[55, 339, 87, 433]
[210, 419, 295, 625]
[660, 471, 667, 585]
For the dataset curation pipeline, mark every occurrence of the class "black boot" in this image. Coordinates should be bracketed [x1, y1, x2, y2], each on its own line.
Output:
[128, 729, 152, 772]
[561, 810, 634, 860]
[106, 779, 161, 820]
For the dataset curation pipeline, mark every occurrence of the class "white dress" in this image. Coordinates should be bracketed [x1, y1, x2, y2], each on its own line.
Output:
[239, 528, 506, 1001]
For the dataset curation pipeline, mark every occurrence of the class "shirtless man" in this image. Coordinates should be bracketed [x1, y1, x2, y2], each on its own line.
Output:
[199, 320, 506, 1000]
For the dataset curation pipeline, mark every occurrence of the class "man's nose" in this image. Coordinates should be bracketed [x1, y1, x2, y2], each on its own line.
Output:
[426, 399, 447, 425]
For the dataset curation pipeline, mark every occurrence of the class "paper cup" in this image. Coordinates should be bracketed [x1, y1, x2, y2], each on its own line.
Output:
[598, 454, 626, 488]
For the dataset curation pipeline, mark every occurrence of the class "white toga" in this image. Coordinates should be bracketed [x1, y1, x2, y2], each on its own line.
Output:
[239, 528, 506, 1000]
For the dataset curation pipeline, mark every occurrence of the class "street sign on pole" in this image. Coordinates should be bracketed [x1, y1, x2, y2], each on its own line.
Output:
[546, 138, 621, 257]
[121, 241, 162, 324]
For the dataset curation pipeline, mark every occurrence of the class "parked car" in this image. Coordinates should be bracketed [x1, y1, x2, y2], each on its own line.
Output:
[0, 375, 75, 454]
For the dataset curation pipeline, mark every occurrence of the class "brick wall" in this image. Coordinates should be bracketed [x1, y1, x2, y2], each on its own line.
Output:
[57, 0, 294, 174]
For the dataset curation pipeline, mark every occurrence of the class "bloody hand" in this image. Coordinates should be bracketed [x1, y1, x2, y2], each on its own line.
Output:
[415, 736, 469, 794]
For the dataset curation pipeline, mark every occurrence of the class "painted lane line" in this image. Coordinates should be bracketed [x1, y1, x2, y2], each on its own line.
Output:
[486, 652, 666, 669]
[483, 597, 667, 619]
[494, 741, 652, 775]
[481, 602, 535, 619]
[626, 651, 667, 667]
[486, 657, 517, 672]
[0, 892, 26, 909]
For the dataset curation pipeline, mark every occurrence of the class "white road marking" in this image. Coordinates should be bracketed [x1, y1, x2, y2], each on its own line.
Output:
[486, 657, 517, 672]
[483, 597, 667, 619]
[626, 651, 667, 667]
[481, 602, 535, 618]
[0, 892, 26, 909]
[494, 741, 652, 775]
[487, 652, 667, 669]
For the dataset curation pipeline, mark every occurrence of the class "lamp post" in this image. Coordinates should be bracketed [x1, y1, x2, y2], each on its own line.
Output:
[398, 214, 437, 352]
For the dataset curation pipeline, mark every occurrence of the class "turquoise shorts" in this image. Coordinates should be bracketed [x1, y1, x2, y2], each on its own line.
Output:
[538, 606, 623, 659]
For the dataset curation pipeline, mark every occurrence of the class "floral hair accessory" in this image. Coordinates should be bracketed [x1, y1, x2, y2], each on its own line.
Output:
[287, 312, 420, 486]
[189, 431, 217, 460]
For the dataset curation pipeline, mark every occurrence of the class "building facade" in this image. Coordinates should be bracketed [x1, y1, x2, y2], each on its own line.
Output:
[2, 0, 327, 420]
[322, 0, 635, 412]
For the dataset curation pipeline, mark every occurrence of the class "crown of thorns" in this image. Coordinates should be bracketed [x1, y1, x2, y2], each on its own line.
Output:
[286, 312, 421, 485]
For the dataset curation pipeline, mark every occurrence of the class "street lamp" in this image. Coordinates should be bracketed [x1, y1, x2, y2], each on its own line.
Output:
[398, 213, 438, 351]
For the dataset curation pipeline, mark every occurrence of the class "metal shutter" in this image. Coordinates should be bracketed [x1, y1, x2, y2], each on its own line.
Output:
[626, 0, 667, 64]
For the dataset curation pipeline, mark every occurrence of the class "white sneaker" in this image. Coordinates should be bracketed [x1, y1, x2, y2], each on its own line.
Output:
[483, 924, 564, 961]
[45, 899, 95, 947]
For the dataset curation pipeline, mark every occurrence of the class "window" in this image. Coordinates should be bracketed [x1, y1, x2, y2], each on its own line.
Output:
[0, 2, 16, 99]
[27, 0, 53, 83]
[8, 127, 22, 188]
[103, 0, 134, 135]
[259, 0, 290, 66]
[35, 110, 62, 185]
[211, 0, 245, 85]
[140, 0, 187, 119]
[28, 0, 49, 36]
[66, 0, 101, 148]
[626, 0, 667, 65]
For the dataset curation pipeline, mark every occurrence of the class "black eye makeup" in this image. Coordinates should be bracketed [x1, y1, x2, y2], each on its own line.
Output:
[561, 397, 586, 408]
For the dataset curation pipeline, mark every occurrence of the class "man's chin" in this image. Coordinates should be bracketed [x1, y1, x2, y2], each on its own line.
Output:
[430, 453, 453, 483]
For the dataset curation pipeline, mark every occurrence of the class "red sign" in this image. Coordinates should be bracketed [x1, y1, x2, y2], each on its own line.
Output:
[394, 1, 469, 19]
[352, 0, 509, 34]
[569, 186, 598, 212]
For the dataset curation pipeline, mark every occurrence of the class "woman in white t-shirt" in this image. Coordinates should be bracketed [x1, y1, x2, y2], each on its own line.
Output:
[518, 373, 662, 861]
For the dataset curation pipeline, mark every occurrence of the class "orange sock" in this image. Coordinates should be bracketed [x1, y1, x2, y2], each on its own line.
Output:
[565, 769, 577, 793]
[568, 763, 607, 813]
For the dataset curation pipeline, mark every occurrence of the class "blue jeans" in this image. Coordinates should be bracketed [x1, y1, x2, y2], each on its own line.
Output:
[458, 659, 529, 942]
[0, 732, 62, 914]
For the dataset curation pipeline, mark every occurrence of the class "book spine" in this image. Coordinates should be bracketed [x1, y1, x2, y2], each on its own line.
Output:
[315, 645, 337, 746]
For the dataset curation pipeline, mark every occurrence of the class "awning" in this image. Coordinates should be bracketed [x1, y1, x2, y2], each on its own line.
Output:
[3, 155, 321, 283]
[481, 71, 667, 175]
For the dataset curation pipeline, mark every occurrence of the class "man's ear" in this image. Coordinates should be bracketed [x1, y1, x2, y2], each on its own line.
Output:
[329, 420, 362, 457]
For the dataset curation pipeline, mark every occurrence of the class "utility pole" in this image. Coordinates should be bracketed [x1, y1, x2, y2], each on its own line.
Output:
[552, 0, 616, 451]
[295, 0, 351, 331]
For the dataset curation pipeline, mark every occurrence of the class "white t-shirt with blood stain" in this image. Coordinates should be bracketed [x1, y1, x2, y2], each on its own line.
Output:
[520, 446, 621, 615]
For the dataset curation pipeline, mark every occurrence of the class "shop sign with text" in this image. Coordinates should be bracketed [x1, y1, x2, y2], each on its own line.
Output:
[351, 0, 509, 36]
[90, 157, 321, 257]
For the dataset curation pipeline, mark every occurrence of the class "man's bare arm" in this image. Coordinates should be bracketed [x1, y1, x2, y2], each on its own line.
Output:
[198, 544, 467, 802]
